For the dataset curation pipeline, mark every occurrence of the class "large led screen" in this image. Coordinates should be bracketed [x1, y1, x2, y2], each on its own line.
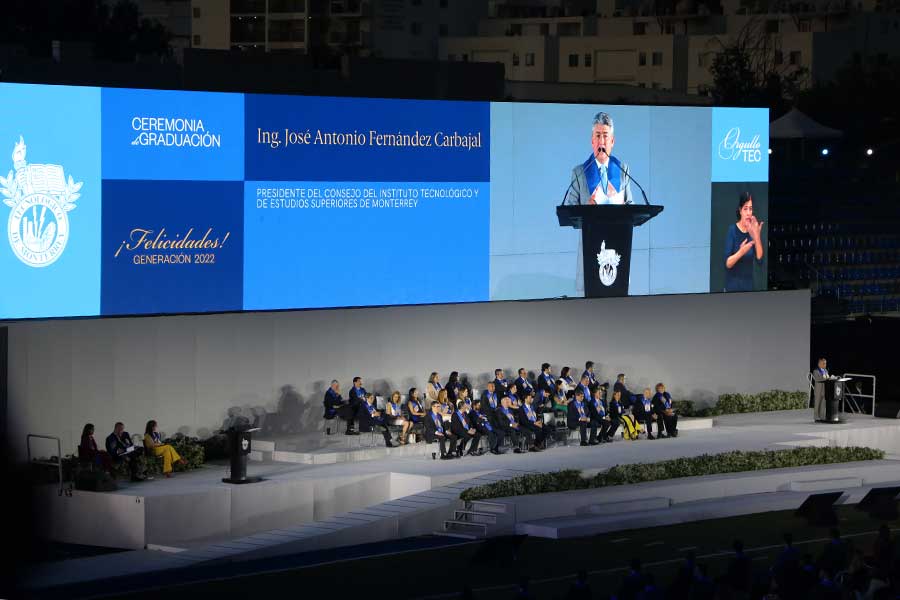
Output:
[0, 83, 769, 320]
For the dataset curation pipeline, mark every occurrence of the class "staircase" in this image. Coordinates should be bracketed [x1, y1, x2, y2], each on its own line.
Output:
[437, 500, 514, 540]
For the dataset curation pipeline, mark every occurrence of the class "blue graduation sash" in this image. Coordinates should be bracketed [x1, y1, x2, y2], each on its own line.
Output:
[525, 405, 536, 423]
[486, 392, 497, 409]
[582, 154, 623, 198]
[643, 399, 652, 412]
[456, 411, 468, 429]
[432, 413, 443, 433]
[575, 401, 586, 418]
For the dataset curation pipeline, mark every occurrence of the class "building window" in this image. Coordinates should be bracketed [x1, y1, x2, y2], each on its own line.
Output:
[798, 18, 811, 32]
[789, 50, 801, 65]
[268, 18, 306, 42]
[766, 19, 779, 33]
[569, 53, 579, 67]
[525, 52, 535, 66]
[269, 0, 306, 11]
[585, 53, 592, 67]
[775, 50, 783, 65]
[231, 0, 266, 12]
[193, 7, 201, 18]
[664, 23, 674, 34]
[439, 23, 448, 36]
[512, 52, 520, 66]
[652, 51, 663, 66]
[410, 21, 422, 35]
[231, 15, 266, 43]
[193, 34, 202, 45]
[510, 23, 523, 35]
[633, 22, 647, 35]
[639, 51, 647, 66]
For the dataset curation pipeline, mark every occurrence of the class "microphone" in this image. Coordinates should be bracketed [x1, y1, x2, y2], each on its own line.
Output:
[600, 147, 651, 206]
[559, 176, 577, 207]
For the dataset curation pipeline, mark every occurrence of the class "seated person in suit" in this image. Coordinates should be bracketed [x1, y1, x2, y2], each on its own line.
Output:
[481, 381, 500, 423]
[515, 368, 535, 398]
[567, 389, 597, 446]
[518, 392, 545, 451]
[560, 366, 577, 395]
[446, 371, 462, 404]
[535, 386, 554, 413]
[582, 361, 598, 390]
[405, 387, 426, 442]
[385, 390, 411, 444]
[424, 400, 456, 459]
[358, 393, 395, 447]
[471, 399, 503, 455]
[492, 369, 509, 398]
[614, 373, 639, 409]
[79, 423, 113, 471]
[496, 396, 524, 454]
[451, 400, 482, 457]
[576, 375, 593, 406]
[506, 383, 521, 409]
[553, 379, 570, 411]
[105, 422, 146, 481]
[652, 382, 678, 437]
[537, 363, 556, 398]
[457, 386, 473, 409]
[426, 372, 443, 404]
[348, 377, 367, 412]
[323, 379, 358, 435]
[143, 420, 186, 478]
[605, 389, 625, 442]
[634, 387, 658, 440]
[589, 386, 615, 442]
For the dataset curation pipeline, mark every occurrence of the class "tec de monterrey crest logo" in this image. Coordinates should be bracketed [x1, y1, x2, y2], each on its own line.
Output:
[1, 136, 83, 268]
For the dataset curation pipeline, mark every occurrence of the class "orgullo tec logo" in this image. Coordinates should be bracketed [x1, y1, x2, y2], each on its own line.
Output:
[2, 136, 82, 268]
[717, 127, 763, 164]
[597, 241, 621, 287]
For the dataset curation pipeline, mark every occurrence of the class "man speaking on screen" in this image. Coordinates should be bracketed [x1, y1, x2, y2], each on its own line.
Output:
[562, 111, 634, 293]
[563, 112, 633, 206]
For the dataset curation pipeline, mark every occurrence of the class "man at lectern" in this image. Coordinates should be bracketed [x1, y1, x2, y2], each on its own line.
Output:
[812, 357, 834, 422]
[563, 112, 633, 207]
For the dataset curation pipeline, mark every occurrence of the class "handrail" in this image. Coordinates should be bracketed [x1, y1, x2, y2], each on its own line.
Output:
[842, 373, 877, 416]
[26, 434, 64, 496]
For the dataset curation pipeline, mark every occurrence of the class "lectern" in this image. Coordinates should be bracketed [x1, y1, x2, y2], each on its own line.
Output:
[823, 378, 844, 423]
[557, 205, 664, 297]
[222, 426, 262, 484]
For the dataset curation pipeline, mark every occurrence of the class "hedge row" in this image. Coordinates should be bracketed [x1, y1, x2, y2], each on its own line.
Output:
[673, 390, 808, 418]
[459, 446, 884, 502]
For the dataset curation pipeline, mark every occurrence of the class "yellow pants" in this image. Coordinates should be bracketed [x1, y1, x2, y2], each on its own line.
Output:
[151, 444, 182, 473]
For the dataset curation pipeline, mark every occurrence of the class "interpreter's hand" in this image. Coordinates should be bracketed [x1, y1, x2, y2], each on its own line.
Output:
[748, 216, 765, 242]
[739, 237, 754, 255]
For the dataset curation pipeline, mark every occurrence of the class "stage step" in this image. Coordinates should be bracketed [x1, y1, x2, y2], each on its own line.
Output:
[432, 531, 480, 540]
[576, 496, 671, 516]
[453, 509, 499, 524]
[443, 520, 489, 536]
[787, 477, 862, 492]
[468, 500, 508, 514]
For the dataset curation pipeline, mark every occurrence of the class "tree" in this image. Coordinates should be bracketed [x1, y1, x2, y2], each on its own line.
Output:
[709, 17, 808, 112]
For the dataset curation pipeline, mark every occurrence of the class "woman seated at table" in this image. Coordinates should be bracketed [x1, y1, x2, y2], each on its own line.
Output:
[143, 420, 186, 478]
[79, 423, 113, 470]
[385, 390, 411, 444]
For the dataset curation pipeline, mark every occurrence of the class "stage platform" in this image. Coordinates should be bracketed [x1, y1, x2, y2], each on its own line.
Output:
[27, 409, 900, 593]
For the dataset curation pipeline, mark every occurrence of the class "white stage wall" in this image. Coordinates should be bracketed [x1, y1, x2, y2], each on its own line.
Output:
[7, 289, 809, 459]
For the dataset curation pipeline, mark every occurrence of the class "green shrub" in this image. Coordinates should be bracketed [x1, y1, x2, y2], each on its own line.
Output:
[459, 446, 884, 502]
[675, 390, 808, 417]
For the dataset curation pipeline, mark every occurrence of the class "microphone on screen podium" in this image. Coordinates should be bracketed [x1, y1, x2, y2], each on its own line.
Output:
[599, 147, 651, 206]
[559, 177, 578, 207]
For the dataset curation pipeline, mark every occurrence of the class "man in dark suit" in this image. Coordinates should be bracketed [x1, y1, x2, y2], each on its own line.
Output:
[582, 361, 598, 390]
[518, 392, 544, 451]
[105, 422, 146, 481]
[514, 368, 535, 399]
[586, 386, 619, 442]
[348, 376, 367, 412]
[567, 389, 596, 446]
[492, 369, 509, 397]
[424, 401, 456, 459]
[506, 382, 520, 409]
[576, 374, 593, 405]
[537, 363, 555, 398]
[358, 394, 394, 447]
[614, 373, 638, 409]
[323, 380, 358, 435]
[633, 387, 658, 440]
[471, 399, 503, 455]
[496, 396, 524, 454]
[451, 400, 481, 456]
[481, 381, 500, 424]
[599, 387, 620, 442]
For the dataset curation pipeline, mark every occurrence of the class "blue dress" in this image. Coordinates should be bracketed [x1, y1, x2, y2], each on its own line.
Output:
[724, 223, 760, 292]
